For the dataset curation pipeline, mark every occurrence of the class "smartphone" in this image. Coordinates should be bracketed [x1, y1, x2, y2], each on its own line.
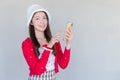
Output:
[67, 22, 73, 29]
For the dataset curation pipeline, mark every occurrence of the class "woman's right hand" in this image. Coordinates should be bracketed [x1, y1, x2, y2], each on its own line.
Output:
[47, 32, 60, 48]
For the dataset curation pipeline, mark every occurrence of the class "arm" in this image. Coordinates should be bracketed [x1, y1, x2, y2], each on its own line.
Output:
[56, 22, 73, 69]
[22, 38, 51, 75]
[55, 42, 70, 69]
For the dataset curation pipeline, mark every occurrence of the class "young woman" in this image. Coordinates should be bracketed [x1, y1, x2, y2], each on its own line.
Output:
[21, 4, 73, 80]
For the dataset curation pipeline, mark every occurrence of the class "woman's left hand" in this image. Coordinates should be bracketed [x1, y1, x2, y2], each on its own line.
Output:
[64, 26, 73, 49]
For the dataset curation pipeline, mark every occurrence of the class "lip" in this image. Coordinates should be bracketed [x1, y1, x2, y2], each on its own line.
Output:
[38, 24, 45, 27]
[38, 25, 47, 30]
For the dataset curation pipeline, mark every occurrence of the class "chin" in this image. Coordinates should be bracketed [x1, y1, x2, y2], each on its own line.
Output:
[36, 26, 47, 32]
[39, 28, 46, 32]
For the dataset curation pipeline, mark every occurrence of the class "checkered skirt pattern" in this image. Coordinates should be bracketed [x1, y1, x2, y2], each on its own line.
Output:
[28, 70, 57, 80]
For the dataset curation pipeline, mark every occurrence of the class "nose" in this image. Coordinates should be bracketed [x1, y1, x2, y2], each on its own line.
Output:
[38, 19, 44, 24]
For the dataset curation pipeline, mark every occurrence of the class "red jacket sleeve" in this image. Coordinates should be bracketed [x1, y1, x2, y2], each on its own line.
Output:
[21, 38, 50, 75]
[55, 42, 71, 69]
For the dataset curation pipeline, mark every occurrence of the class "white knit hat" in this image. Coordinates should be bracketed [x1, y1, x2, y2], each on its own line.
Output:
[26, 4, 51, 27]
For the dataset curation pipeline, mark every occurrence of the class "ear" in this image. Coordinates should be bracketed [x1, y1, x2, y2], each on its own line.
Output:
[30, 21, 33, 25]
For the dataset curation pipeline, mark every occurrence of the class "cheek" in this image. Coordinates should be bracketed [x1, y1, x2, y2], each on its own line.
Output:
[45, 20, 48, 25]
[45, 22, 48, 26]
[32, 21, 39, 26]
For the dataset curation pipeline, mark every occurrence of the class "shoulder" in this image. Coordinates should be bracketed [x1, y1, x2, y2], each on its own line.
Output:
[21, 37, 33, 47]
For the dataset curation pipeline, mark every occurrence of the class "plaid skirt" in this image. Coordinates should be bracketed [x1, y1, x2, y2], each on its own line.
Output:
[28, 70, 57, 80]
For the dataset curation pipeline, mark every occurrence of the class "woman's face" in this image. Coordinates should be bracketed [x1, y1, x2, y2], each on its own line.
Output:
[31, 11, 48, 32]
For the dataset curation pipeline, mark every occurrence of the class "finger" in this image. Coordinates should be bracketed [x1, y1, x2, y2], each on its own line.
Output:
[66, 25, 73, 34]
[64, 36, 72, 41]
[55, 36, 60, 41]
[65, 31, 73, 38]
[65, 30, 73, 37]
[66, 30, 72, 36]
[68, 27, 73, 34]
[64, 34, 72, 40]
[63, 31, 70, 40]
[54, 34, 60, 42]
[54, 34, 60, 40]
[55, 31, 60, 36]
[53, 31, 60, 37]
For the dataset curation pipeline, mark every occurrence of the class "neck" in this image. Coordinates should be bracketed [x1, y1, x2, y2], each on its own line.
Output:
[35, 30, 48, 46]
[35, 30, 45, 39]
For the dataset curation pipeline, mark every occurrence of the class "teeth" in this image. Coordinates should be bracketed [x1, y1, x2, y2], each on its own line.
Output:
[67, 22, 73, 29]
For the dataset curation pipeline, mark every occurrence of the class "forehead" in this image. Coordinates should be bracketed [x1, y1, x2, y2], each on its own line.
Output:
[33, 11, 46, 17]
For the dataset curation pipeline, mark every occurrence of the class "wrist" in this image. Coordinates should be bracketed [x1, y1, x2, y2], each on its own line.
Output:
[66, 43, 71, 49]
[47, 42, 53, 48]
[43, 45, 53, 52]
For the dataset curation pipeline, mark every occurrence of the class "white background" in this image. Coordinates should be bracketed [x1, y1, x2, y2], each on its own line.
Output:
[0, 0, 120, 80]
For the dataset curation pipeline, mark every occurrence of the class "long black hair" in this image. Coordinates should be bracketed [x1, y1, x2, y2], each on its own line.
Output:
[29, 11, 56, 57]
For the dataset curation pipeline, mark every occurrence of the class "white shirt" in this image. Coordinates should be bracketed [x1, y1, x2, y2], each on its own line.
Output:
[38, 48, 55, 71]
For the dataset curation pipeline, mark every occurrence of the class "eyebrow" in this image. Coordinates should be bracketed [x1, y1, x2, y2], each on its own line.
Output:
[34, 15, 46, 18]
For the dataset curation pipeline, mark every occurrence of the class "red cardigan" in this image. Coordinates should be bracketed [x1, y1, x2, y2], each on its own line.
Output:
[22, 37, 70, 76]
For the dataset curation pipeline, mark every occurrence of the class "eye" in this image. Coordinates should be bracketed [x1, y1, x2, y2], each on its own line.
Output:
[35, 18, 39, 20]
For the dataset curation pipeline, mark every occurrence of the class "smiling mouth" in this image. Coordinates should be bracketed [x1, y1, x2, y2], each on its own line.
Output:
[38, 25, 45, 27]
